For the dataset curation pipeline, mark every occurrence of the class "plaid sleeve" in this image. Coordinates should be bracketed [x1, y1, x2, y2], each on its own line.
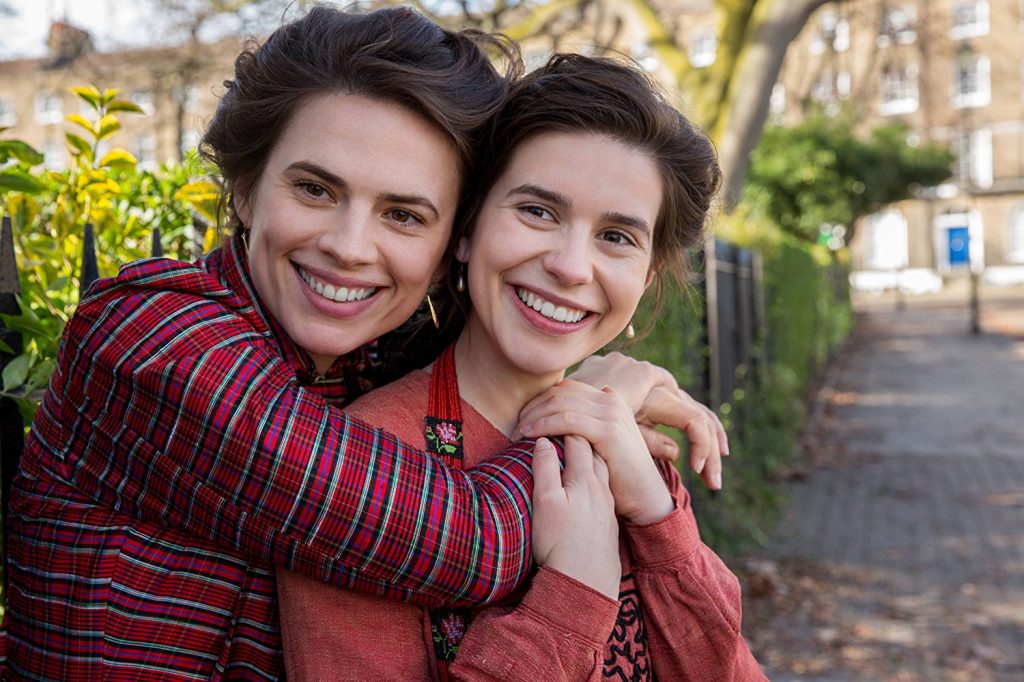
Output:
[55, 277, 533, 607]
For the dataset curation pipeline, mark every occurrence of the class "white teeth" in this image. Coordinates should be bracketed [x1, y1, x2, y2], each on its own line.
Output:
[299, 267, 375, 303]
[516, 287, 586, 324]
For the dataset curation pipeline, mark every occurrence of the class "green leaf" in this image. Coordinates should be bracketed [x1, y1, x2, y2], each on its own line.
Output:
[101, 88, 121, 105]
[0, 338, 14, 354]
[70, 85, 102, 111]
[98, 149, 137, 169]
[66, 113, 96, 135]
[2, 354, 29, 391]
[16, 396, 39, 423]
[0, 170, 47, 194]
[27, 358, 55, 389]
[97, 114, 121, 139]
[65, 132, 94, 162]
[106, 99, 145, 115]
[0, 139, 45, 165]
[0, 313, 50, 338]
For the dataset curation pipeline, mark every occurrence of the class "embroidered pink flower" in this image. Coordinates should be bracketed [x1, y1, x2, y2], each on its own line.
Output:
[436, 422, 458, 445]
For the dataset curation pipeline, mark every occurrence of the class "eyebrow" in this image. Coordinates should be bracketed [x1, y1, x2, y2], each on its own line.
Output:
[508, 183, 651, 236]
[286, 161, 441, 219]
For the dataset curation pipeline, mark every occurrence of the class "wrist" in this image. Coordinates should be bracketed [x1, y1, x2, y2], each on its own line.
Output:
[622, 487, 675, 525]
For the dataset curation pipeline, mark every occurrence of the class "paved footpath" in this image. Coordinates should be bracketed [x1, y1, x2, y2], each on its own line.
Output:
[746, 283, 1024, 682]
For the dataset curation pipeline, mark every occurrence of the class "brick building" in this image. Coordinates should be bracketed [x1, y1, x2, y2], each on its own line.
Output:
[0, 21, 238, 171]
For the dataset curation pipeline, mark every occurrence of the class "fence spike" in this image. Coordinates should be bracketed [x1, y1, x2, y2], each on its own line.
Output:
[0, 215, 21, 303]
[80, 223, 100, 298]
[151, 226, 164, 258]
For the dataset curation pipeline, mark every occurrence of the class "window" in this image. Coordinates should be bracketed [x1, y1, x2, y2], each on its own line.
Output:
[43, 138, 65, 170]
[811, 11, 850, 54]
[688, 29, 717, 68]
[0, 99, 15, 127]
[878, 6, 917, 46]
[957, 128, 993, 189]
[34, 92, 63, 125]
[130, 90, 156, 115]
[880, 64, 919, 115]
[180, 127, 201, 157]
[953, 49, 991, 108]
[864, 209, 909, 270]
[951, 1, 990, 39]
[1009, 203, 1024, 262]
[769, 83, 786, 117]
[810, 69, 850, 109]
[134, 134, 158, 169]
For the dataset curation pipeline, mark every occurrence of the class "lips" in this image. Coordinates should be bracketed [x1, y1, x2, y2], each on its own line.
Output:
[298, 266, 376, 303]
[515, 286, 587, 323]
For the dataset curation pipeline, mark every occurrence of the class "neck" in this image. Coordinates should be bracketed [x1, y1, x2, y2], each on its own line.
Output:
[452, 316, 564, 437]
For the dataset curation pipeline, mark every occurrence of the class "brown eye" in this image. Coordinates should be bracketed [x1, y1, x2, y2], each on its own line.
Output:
[299, 182, 327, 199]
[386, 209, 424, 226]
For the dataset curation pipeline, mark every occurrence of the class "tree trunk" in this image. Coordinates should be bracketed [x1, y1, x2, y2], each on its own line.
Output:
[716, 0, 832, 211]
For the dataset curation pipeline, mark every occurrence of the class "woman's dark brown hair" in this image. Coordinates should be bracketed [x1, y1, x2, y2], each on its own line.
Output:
[439, 53, 721, 331]
[201, 5, 521, 233]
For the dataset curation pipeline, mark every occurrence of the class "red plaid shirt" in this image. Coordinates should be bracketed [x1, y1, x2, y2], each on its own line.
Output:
[1, 236, 533, 680]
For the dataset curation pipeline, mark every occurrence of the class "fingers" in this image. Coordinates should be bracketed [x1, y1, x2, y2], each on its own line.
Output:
[592, 452, 611, 487]
[561, 435, 594, 483]
[639, 424, 680, 462]
[531, 437, 563, 500]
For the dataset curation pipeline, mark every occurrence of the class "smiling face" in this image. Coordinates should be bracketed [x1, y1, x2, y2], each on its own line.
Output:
[458, 131, 662, 380]
[237, 93, 460, 373]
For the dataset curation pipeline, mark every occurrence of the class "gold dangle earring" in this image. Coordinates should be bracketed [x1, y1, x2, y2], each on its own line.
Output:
[456, 264, 466, 293]
[625, 322, 636, 339]
[426, 294, 440, 329]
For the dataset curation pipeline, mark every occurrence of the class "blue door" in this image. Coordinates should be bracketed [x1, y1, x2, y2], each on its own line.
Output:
[948, 226, 970, 267]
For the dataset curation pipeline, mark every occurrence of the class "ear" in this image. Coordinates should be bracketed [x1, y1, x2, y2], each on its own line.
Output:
[234, 183, 253, 227]
[644, 267, 657, 290]
[455, 237, 471, 263]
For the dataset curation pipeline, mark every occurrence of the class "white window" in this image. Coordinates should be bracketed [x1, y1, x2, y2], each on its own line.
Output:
[953, 50, 991, 109]
[810, 70, 850, 107]
[880, 64, 919, 115]
[1008, 203, 1024, 262]
[864, 209, 909, 270]
[688, 29, 717, 68]
[878, 6, 917, 46]
[951, 1, 990, 39]
[34, 92, 63, 125]
[43, 138, 65, 170]
[134, 134, 158, 170]
[957, 128, 993, 189]
[130, 90, 156, 116]
[769, 83, 786, 117]
[180, 127, 201, 157]
[523, 50, 550, 73]
[0, 99, 15, 127]
[811, 11, 850, 54]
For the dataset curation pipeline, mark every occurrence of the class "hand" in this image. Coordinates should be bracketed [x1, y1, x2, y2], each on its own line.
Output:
[531, 437, 621, 600]
[525, 352, 728, 490]
[522, 382, 675, 524]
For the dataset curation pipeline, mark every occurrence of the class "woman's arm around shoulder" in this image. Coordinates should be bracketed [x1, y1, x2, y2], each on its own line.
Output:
[41, 263, 533, 606]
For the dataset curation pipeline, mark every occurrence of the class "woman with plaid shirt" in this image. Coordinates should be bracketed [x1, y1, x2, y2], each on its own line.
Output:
[1, 7, 726, 681]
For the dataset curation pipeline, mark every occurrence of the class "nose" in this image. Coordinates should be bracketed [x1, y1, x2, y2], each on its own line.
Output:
[316, 207, 378, 267]
[542, 227, 593, 286]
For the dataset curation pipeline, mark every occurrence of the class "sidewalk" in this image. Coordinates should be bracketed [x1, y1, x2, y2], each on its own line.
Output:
[742, 283, 1024, 681]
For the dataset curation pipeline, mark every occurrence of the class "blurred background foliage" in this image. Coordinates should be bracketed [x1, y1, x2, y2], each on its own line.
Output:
[0, 0, 955, 560]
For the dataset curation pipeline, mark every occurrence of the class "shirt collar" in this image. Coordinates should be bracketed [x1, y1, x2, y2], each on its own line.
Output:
[202, 233, 370, 392]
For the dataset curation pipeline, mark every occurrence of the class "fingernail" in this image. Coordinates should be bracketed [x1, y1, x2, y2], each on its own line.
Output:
[713, 471, 722, 489]
[695, 459, 705, 474]
[723, 445, 731, 456]
[520, 422, 534, 436]
[535, 437, 552, 452]
[664, 442, 679, 458]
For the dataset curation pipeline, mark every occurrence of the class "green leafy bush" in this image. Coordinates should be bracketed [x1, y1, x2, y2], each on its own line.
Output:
[0, 86, 218, 421]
